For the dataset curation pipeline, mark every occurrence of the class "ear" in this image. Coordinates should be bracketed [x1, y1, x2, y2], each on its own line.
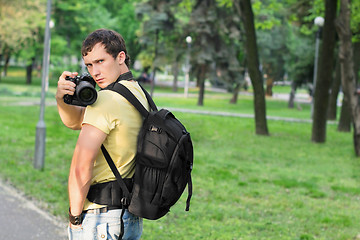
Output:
[117, 51, 126, 65]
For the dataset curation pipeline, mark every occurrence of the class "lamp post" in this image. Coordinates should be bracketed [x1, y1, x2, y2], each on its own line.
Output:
[184, 36, 192, 98]
[34, 0, 52, 170]
[311, 16, 324, 117]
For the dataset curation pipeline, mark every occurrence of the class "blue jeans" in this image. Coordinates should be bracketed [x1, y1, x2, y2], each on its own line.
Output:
[68, 209, 143, 240]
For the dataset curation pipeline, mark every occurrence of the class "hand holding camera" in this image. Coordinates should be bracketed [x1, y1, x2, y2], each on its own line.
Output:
[63, 74, 98, 107]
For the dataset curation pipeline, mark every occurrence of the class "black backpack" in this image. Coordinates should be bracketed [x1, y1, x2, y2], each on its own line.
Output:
[100, 81, 193, 238]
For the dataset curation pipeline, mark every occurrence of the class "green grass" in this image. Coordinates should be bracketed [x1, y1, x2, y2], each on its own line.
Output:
[0, 70, 358, 239]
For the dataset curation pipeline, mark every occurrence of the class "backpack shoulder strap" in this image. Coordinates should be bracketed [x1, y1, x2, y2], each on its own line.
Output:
[138, 84, 158, 112]
[111, 83, 157, 117]
[100, 145, 130, 240]
[100, 145, 131, 202]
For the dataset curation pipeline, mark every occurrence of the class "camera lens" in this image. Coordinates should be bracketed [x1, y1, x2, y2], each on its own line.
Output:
[79, 88, 95, 102]
[76, 81, 97, 105]
[78, 87, 97, 104]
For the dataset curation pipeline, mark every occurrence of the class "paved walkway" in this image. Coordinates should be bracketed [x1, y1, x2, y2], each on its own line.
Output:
[0, 180, 67, 240]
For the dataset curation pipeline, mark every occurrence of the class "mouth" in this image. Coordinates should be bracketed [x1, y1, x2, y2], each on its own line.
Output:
[95, 78, 104, 83]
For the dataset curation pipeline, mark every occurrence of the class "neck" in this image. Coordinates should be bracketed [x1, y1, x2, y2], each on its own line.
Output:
[101, 70, 134, 90]
[116, 71, 133, 81]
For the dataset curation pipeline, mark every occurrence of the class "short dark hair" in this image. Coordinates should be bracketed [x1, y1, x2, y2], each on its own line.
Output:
[81, 29, 130, 68]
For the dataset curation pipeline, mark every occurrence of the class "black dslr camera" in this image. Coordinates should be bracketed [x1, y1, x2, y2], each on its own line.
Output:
[63, 74, 97, 107]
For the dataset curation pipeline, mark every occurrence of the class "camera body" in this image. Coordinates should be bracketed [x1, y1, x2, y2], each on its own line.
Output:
[63, 74, 98, 107]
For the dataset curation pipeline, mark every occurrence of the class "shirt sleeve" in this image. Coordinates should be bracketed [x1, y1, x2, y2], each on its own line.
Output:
[82, 91, 119, 134]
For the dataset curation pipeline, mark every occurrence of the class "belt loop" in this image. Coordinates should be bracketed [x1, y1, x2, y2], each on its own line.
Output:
[94, 208, 101, 215]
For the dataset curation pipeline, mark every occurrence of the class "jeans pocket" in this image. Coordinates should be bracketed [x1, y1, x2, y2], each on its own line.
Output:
[122, 211, 143, 240]
[96, 223, 107, 240]
[97, 222, 121, 240]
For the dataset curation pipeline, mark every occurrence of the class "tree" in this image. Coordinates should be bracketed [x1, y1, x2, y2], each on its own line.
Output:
[338, 96, 351, 132]
[204, 1, 244, 104]
[188, 0, 218, 106]
[257, 27, 286, 96]
[51, 0, 139, 78]
[236, 0, 269, 135]
[327, 59, 341, 120]
[99, 0, 141, 62]
[135, 0, 182, 96]
[253, 0, 288, 96]
[0, 0, 46, 83]
[285, 26, 314, 108]
[311, 0, 337, 143]
[335, 0, 360, 155]
[334, 1, 359, 133]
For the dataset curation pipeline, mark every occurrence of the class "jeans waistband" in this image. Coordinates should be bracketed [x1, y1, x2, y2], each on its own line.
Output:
[83, 206, 121, 215]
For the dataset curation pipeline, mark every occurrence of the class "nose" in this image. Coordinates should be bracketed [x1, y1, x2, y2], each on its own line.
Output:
[92, 65, 100, 77]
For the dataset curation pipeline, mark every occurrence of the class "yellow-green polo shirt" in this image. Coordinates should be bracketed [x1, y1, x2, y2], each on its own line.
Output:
[82, 80, 149, 211]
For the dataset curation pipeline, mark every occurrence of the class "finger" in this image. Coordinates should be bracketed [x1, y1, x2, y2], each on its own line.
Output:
[58, 71, 78, 87]
[59, 71, 79, 81]
[58, 79, 76, 89]
[59, 71, 72, 80]
[64, 89, 75, 96]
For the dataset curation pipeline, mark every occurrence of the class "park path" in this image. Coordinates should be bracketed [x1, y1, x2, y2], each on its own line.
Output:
[4, 90, 324, 124]
[0, 179, 67, 240]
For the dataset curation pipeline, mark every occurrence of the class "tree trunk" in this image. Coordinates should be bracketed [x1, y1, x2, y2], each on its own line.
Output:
[263, 63, 274, 97]
[26, 65, 32, 85]
[327, 59, 341, 120]
[337, 41, 358, 132]
[3, 53, 10, 77]
[150, 29, 159, 97]
[311, 0, 337, 143]
[239, 0, 269, 135]
[172, 61, 179, 92]
[0, 54, 3, 82]
[26, 57, 36, 85]
[230, 82, 240, 104]
[197, 64, 206, 106]
[335, 0, 360, 156]
[288, 81, 297, 109]
[353, 41, 360, 83]
[338, 95, 351, 132]
[265, 77, 274, 97]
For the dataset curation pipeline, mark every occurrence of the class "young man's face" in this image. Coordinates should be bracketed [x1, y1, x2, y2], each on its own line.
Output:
[83, 43, 126, 89]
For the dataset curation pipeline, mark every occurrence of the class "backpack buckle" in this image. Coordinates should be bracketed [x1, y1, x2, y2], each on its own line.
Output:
[149, 125, 162, 134]
[121, 197, 130, 207]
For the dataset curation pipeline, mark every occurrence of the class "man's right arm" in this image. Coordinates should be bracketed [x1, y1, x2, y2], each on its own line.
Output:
[56, 71, 85, 130]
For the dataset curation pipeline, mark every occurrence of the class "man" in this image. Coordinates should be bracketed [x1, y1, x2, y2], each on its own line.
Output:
[56, 29, 147, 240]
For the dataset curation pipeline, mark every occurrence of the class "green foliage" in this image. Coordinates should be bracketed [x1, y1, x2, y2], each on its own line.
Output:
[253, 0, 282, 30]
[135, 0, 186, 72]
[253, 0, 349, 92]
[112, 2, 141, 61]
[284, 24, 314, 85]
[0, 0, 46, 77]
[299, 0, 324, 35]
[178, 0, 193, 12]
[351, 0, 360, 42]
[0, 0, 46, 51]
[54, 0, 120, 54]
[51, 0, 141, 75]
[189, 0, 218, 65]
[251, 0, 318, 86]
[257, 26, 287, 82]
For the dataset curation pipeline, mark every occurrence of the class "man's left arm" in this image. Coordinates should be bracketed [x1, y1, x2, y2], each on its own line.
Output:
[68, 124, 107, 227]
